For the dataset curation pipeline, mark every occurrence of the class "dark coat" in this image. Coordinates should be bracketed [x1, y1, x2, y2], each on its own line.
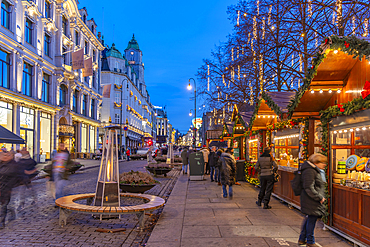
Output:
[300, 161, 326, 217]
[0, 159, 23, 190]
[215, 150, 223, 168]
[181, 149, 189, 165]
[208, 151, 216, 167]
[220, 153, 236, 186]
[255, 153, 278, 177]
[17, 156, 37, 183]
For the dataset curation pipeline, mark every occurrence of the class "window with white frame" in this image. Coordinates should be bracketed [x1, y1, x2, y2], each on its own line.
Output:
[1, 0, 11, 30]
[25, 19, 33, 45]
[115, 114, 120, 124]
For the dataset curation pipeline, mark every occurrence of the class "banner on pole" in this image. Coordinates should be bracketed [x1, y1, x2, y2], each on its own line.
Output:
[102, 84, 112, 98]
[82, 57, 93, 77]
[71, 49, 84, 70]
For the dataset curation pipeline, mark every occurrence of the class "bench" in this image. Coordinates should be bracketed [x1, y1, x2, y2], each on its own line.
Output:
[55, 193, 165, 229]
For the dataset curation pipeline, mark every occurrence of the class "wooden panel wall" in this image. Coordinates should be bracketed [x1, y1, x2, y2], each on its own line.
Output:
[273, 170, 301, 207]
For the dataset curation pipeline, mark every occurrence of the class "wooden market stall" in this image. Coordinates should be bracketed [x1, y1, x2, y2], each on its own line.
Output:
[287, 36, 370, 245]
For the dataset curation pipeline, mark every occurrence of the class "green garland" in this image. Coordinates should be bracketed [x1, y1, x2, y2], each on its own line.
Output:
[248, 99, 261, 129]
[287, 35, 370, 118]
[245, 161, 260, 186]
[261, 91, 283, 117]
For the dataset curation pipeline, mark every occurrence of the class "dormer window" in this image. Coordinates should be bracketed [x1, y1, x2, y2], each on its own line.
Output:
[83, 15, 86, 24]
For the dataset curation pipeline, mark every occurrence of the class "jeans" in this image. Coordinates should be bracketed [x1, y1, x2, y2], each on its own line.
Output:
[222, 184, 233, 198]
[127, 155, 130, 161]
[182, 164, 188, 173]
[215, 167, 221, 182]
[210, 167, 215, 181]
[54, 173, 67, 200]
[299, 215, 319, 244]
[258, 175, 274, 205]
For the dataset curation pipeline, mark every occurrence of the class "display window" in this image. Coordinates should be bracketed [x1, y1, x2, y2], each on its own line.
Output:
[40, 113, 51, 159]
[81, 124, 87, 152]
[0, 101, 13, 150]
[274, 134, 299, 167]
[20, 107, 34, 157]
[248, 136, 258, 161]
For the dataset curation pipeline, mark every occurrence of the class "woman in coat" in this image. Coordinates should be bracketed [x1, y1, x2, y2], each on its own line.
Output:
[180, 148, 189, 174]
[255, 148, 278, 209]
[298, 153, 327, 247]
[220, 148, 236, 198]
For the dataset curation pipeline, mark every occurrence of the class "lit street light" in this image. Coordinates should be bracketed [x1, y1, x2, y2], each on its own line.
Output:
[187, 78, 196, 148]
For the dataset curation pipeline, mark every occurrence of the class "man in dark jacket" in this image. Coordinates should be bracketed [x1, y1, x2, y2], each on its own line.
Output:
[255, 148, 278, 209]
[208, 146, 217, 182]
[215, 148, 223, 185]
[298, 154, 327, 247]
[220, 148, 236, 198]
[180, 148, 189, 174]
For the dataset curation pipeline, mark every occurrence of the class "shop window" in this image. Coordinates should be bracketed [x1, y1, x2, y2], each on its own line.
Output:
[90, 126, 95, 152]
[62, 16, 67, 35]
[82, 94, 87, 116]
[44, 0, 51, 19]
[20, 107, 35, 158]
[25, 18, 33, 45]
[44, 33, 51, 57]
[115, 114, 120, 124]
[0, 49, 10, 88]
[1, 0, 11, 30]
[72, 90, 78, 113]
[274, 134, 299, 167]
[314, 120, 322, 144]
[41, 73, 49, 103]
[90, 99, 95, 119]
[84, 41, 88, 54]
[22, 62, 32, 96]
[40, 112, 51, 159]
[354, 128, 370, 145]
[81, 123, 87, 152]
[0, 100, 12, 131]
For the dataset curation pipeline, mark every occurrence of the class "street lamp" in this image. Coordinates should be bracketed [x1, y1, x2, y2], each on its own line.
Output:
[120, 78, 129, 158]
[187, 78, 196, 148]
[189, 110, 193, 116]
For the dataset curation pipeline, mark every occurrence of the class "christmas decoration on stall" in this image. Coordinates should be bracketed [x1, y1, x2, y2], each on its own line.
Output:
[287, 35, 370, 118]
[245, 161, 260, 186]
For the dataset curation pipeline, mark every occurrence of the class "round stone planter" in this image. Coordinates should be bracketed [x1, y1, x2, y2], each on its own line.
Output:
[145, 167, 172, 177]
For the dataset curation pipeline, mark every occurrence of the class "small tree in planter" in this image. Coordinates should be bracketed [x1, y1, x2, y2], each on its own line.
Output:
[119, 170, 160, 193]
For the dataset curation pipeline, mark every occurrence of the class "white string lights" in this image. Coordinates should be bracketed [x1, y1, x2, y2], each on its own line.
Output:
[299, 54, 303, 72]
[336, 0, 342, 29]
[291, 54, 294, 67]
[364, 18, 369, 37]
[262, 17, 266, 40]
[256, 0, 259, 16]
[274, 134, 299, 140]
[315, 31, 318, 48]
[333, 126, 369, 134]
[352, 16, 356, 35]
[268, 5, 272, 25]
[238, 65, 241, 80]
[248, 139, 258, 143]
[308, 0, 312, 17]
[231, 47, 234, 61]
[237, 10, 240, 26]
[207, 64, 210, 91]
[222, 74, 226, 86]
[259, 54, 264, 92]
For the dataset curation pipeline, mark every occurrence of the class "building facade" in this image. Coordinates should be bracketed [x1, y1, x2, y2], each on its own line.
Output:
[100, 36, 155, 150]
[154, 106, 169, 146]
[0, 0, 104, 161]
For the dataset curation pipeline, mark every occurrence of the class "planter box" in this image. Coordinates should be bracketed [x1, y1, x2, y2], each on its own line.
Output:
[146, 166, 172, 177]
[119, 183, 156, 193]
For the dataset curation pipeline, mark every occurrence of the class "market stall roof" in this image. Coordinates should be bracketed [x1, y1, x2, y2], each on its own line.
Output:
[0, 125, 25, 144]
[249, 91, 295, 130]
[221, 122, 234, 139]
[288, 36, 370, 118]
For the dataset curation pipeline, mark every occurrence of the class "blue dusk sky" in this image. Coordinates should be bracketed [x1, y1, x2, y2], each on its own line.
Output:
[78, 0, 237, 133]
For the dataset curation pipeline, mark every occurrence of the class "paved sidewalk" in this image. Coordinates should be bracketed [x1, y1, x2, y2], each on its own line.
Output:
[146, 174, 351, 247]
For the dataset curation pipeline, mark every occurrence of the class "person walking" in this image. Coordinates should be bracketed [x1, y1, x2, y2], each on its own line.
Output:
[298, 153, 327, 247]
[215, 148, 223, 185]
[208, 146, 217, 182]
[255, 147, 278, 209]
[126, 148, 131, 161]
[220, 148, 236, 199]
[200, 145, 210, 175]
[180, 148, 189, 174]
[51, 143, 73, 202]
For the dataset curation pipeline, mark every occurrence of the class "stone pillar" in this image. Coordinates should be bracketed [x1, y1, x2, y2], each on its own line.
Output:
[87, 124, 90, 155]
[77, 122, 81, 153]
[13, 103, 20, 150]
[34, 109, 40, 162]
[10, 51, 17, 91]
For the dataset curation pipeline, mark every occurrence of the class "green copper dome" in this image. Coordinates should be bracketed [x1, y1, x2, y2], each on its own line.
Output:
[126, 34, 140, 50]
[105, 43, 123, 59]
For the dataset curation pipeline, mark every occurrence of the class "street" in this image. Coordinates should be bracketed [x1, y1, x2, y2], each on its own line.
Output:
[1, 160, 179, 247]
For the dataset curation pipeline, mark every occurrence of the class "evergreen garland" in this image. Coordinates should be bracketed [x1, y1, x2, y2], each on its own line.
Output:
[261, 91, 283, 117]
[245, 161, 260, 186]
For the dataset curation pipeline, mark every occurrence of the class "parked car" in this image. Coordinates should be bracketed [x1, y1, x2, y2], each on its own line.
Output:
[136, 148, 150, 155]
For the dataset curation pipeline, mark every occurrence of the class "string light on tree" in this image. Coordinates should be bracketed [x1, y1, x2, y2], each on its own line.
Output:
[336, 0, 342, 29]
[262, 17, 266, 40]
[268, 5, 272, 25]
[364, 18, 368, 37]
[256, 0, 259, 16]
[253, 16, 257, 41]
[259, 54, 263, 93]
[299, 54, 303, 72]
[291, 54, 294, 67]
[231, 47, 234, 61]
[238, 65, 241, 80]
[237, 47, 239, 58]
[222, 74, 226, 86]
[298, 79, 301, 88]
[352, 16, 356, 35]
[308, 0, 312, 17]
[315, 31, 318, 48]
[237, 10, 240, 26]
[332, 9, 336, 25]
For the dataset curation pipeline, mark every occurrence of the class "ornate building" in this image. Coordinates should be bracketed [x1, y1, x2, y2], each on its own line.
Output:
[100, 35, 155, 150]
[0, 0, 104, 161]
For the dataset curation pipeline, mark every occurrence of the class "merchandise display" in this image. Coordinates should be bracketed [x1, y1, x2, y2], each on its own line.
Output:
[346, 155, 359, 170]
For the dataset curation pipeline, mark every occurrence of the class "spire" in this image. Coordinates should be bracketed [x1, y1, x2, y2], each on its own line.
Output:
[126, 33, 139, 50]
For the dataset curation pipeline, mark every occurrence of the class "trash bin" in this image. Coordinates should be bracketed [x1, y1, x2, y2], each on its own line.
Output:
[236, 160, 246, 181]
[188, 152, 204, 181]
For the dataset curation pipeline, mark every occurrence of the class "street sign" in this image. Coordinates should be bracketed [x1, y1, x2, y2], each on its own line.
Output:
[123, 126, 128, 131]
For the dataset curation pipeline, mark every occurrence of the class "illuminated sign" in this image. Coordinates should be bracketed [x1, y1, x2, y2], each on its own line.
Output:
[192, 117, 202, 129]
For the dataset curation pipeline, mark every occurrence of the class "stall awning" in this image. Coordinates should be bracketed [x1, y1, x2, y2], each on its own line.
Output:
[0, 126, 25, 144]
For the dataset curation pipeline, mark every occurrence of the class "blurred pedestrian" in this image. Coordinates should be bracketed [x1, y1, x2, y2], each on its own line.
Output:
[126, 148, 131, 161]
[220, 148, 236, 199]
[16, 147, 38, 211]
[51, 143, 73, 203]
[208, 146, 217, 182]
[200, 145, 210, 175]
[298, 154, 327, 247]
[180, 147, 189, 174]
[14, 150, 22, 162]
[215, 148, 223, 185]
[0, 151, 20, 228]
[255, 147, 278, 209]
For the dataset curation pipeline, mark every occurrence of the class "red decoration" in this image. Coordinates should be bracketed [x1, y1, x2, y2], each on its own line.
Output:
[325, 38, 328, 44]
[361, 80, 370, 99]
[344, 41, 349, 48]
[337, 103, 345, 112]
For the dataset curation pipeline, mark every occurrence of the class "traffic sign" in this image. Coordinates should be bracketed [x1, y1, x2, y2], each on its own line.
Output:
[123, 126, 128, 131]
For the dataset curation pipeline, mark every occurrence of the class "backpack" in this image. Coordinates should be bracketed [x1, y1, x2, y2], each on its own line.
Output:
[290, 165, 303, 196]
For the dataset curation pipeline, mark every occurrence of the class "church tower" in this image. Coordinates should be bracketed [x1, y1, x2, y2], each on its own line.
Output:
[125, 34, 146, 96]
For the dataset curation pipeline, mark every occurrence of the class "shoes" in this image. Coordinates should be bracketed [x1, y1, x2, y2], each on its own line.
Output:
[235, 182, 241, 185]
[263, 204, 272, 209]
[211, 180, 214, 182]
[306, 244, 320, 247]
[298, 240, 306, 245]
[228, 196, 233, 200]
[218, 182, 221, 186]
[256, 200, 261, 206]
[223, 195, 227, 198]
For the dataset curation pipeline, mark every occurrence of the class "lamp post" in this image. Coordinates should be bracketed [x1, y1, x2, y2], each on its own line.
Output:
[120, 79, 128, 158]
[187, 78, 196, 148]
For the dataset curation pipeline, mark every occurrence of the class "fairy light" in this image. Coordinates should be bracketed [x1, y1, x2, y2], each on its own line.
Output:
[320, 89, 323, 93]
[315, 31, 318, 48]
[242, 45, 245, 55]
[352, 16, 356, 35]
[222, 74, 226, 86]
[256, 0, 259, 16]
[337, 89, 341, 93]
[259, 54, 263, 92]
[231, 66, 235, 82]
[231, 47, 234, 61]
[356, 128, 360, 131]
[238, 65, 240, 80]
[298, 79, 301, 88]
[334, 50, 338, 54]
[329, 89, 332, 93]
[237, 10, 240, 26]
[311, 89, 314, 94]
[332, 9, 336, 25]
[334, 131, 337, 134]
[308, 0, 312, 17]
[248, 139, 258, 143]
[262, 17, 265, 40]
[299, 54, 303, 72]
[350, 129, 354, 132]
[274, 134, 299, 140]
[336, 0, 342, 29]
[237, 47, 239, 59]
[253, 16, 257, 41]
[291, 54, 294, 67]
[362, 127, 366, 130]
[248, 33, 251, 45]
[364, 19, 369, 37]
[344, 129, 347, 133]
[339, 130, 342, 133]
[268, 5, 272, 25]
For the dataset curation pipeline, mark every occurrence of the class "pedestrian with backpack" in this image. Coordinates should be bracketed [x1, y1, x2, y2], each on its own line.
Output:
[255, 147, 278, 209]
[297, 153, 327, 247]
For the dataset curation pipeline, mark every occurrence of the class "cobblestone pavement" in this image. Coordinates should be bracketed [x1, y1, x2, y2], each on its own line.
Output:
[1, 160, 180, 247]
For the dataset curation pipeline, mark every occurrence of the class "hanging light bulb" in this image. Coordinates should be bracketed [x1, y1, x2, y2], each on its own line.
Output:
[350, 129, 354, 132]
[329, 89, 332, 93]
[311, 89, 314, 94]
[319, 89, 323, 93]
[334, 131, 337, 134]
[337, 89, 341, 93]
[334, 50, 338, 54]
